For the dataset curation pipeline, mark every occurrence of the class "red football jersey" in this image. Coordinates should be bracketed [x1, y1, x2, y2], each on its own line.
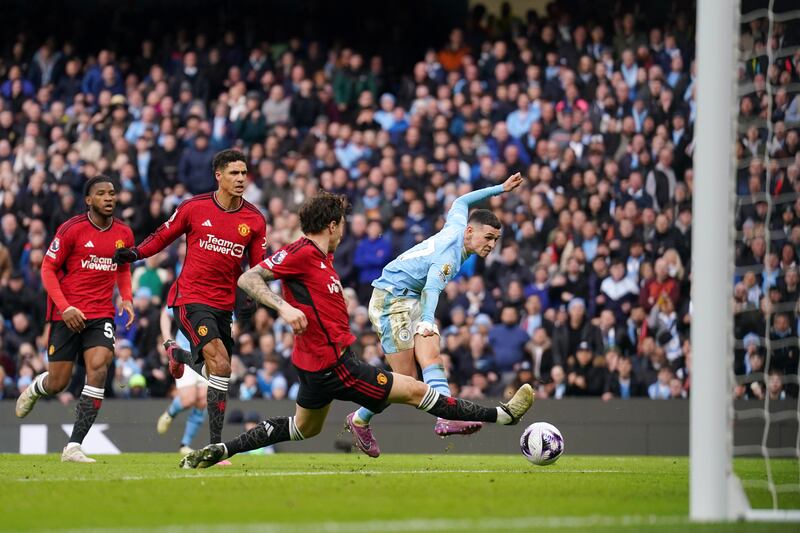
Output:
[43, 214, 134, 320]
[263, 237, 356, 372]
[137, 193, 267, 311]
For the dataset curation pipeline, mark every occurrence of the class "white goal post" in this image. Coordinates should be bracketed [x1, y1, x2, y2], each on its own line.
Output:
[690, 0, 740, 520]
[691, 0, 800, 522]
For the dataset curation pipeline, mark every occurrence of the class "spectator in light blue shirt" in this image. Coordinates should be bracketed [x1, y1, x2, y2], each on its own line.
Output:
[506, 93, 541, 139]
[620, 48, 638, 89]
[648, 367, 673, 399]
[374, 93, 398, 130]
[334, 128, 369, 171]
[125, 106, 159, 144]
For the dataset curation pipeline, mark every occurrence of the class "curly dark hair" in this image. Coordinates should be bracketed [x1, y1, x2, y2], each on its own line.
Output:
[212, 149, 247, 172]
[83, 174, 115, 196]
[298, 192, 349, 234]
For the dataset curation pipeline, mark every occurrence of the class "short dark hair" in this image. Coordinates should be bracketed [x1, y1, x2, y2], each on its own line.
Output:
[212, 149, 247, 173]
[298, 192, 348, 234]
[468, 209, 501, 230]
[84, 174, 115, 196]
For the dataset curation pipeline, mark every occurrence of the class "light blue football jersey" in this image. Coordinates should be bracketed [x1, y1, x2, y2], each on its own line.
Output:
[372, 184, 504, 322]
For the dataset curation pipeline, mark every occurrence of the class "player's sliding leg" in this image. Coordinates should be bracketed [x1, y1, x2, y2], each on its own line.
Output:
[62, 346, 112, 463]
[414, 334, 483, 437]
[388, 372, 534, 426]
[347, 348, 416, 457]
[181, 403, 328, 469]
[202, 338, 231, 444]
[15, 361, 73, 418]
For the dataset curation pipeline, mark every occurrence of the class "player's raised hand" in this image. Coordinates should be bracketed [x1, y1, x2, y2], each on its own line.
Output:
[119, 299, 135, 329]
[62, 306, 86, 332]
[279, 304, 308, 335]
[113, 247, 140, 264]
[502, 172, 523, 192]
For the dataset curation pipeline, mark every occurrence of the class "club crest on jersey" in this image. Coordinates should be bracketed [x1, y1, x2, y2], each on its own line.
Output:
[376, 372, 388, 386]
[48, 345, 55, 355]
[238, 223, 250, 237]
[438, 263, 453, 283]
[198, 325, 208, 337]
[115, 239, 125, 249]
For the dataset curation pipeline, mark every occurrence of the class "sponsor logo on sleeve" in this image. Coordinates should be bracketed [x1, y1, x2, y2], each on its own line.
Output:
[272, 250, 287, 264]
[46, 238, 60, 259]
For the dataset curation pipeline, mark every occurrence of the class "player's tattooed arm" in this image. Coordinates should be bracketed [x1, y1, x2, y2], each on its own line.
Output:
[238, 265, 308, 334]
[238, 265, 283, 310]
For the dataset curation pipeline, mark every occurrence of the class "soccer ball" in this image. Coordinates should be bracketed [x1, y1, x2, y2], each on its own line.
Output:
[520, 422, 564, 466]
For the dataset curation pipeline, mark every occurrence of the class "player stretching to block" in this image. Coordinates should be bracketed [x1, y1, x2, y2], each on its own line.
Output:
[114, 150, 266, 446]
[16, 176, 135, 462]
[156, 306, 208, 455]
[345, 172, 524, 456]
[180, 192, 533, 469]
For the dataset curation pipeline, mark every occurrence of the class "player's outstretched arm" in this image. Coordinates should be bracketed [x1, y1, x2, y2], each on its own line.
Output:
[113, 206, 189, 264]
[238, 265, 308, 334]
[448, 172, 523, 223]
[417, 264, 447, 337]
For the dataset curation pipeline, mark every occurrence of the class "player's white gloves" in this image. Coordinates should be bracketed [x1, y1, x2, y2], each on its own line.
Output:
[415, 321, 437, 337]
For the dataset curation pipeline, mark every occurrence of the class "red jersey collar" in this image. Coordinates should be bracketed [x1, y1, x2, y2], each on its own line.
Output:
[212, 191, 244, 213]
[303, 237, 329, 259]
[86, 213, 113, 232]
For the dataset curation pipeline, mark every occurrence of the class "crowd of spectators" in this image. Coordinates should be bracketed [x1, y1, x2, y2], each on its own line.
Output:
[1, 2, 798, 406]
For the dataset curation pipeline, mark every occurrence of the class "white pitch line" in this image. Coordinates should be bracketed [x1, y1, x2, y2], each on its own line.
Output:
[12, 468, 637, 483]
[45, 514, 689, 533]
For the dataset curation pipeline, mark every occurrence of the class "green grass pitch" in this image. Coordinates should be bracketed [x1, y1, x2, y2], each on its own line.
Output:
[0, 454, 797, 532]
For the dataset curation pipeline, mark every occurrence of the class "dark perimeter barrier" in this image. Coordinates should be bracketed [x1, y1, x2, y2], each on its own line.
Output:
[1, 399, 796, 455]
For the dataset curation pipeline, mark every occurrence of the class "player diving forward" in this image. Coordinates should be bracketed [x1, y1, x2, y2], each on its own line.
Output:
[180, 192, 533, 469]
[345, 172, 524, 456]
[16, 176, 135, 462]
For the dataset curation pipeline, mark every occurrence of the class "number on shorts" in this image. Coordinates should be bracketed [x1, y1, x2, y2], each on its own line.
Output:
[103, 322, 114, 339]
